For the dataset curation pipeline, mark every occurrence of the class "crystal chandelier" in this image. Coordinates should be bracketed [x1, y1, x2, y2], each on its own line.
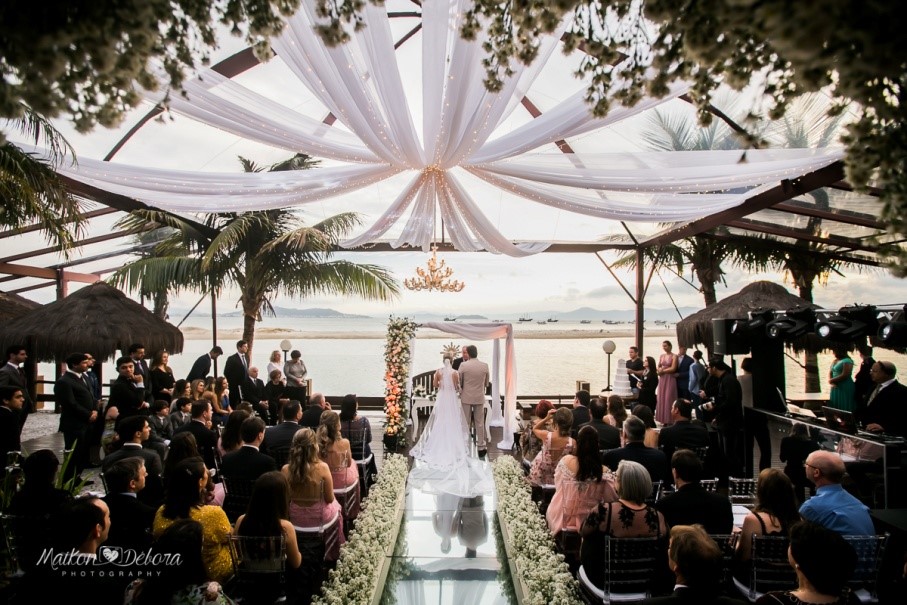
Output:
[404, 245, 465, 292]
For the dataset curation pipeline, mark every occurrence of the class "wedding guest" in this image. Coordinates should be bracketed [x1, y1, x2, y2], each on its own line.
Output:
[779, 423, 820, 504]
[102, 457, 156, 550]
[528, 407, 574, 487]
[655, 450, 733, 534]
[688, 350, 708, 407]
[217, 409, 250, 458]
[828, 346, 856, 412]
[852, 345, 875, 410]
[150, 350, 176, 403]
[604, 394, 628, 429]
[170, 397, 193, 432]
[190, 378, 207, 401]
[638, 356, 659, 410]
[234, 472, 302, 583]
[571, 389, 592, 435]
[735, 469, 800, 579]
[148, 399, 174, 444]
[263, 369, 287, 425]
[676, 345, 694, 400]
[582, 397, 621, 451]
[267, 350, 285, 380]
[603, 416, 671, 485]
[186, 346, 223, 382]
[339, 394, 378, 492]
[656, 341, 679, 426]
[172, 379, 191, 404]
[632, 404, 659, 448]
[0, 385, 25, 457]
[520, 399, 554, 462]
[284, 349, 308, 402]
[741, 357, 772, 472]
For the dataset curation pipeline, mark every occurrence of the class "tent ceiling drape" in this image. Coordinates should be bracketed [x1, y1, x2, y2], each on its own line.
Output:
[25, 0, 845, 257]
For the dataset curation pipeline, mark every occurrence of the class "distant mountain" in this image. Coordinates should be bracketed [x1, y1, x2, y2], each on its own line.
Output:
[220, 307, 371, 319]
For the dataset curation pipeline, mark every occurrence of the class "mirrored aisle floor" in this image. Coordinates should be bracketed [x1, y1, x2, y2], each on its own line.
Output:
[379, 459, 517, 605]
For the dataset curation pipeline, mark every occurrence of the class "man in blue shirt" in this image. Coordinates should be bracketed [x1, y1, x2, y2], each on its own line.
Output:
[799, 450, 875, 535]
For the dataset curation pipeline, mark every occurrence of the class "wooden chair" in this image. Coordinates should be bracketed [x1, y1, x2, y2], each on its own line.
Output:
[843, 534, 889, 604]
[230, 534, 287, 604]
[578, 536, 660, 603]
[733, 534, 797, 601]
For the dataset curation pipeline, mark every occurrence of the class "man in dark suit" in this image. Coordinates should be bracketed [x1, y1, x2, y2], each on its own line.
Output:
[221, 417, 277, 482]
[571, 389, 591, 435]
[654, 450, 733, 533]
[223, 340, 254, 407]
[658, 399, 710, 461]
[247, 366, 271, 420]
[186, 345, 224, 382]
[174, 400, 219, 469]
[109, 356, 149, 419]
[451, 345, 468, 371]
[0, 344, 33, 440]
[642, 524, 745, 605]
[0, 385, 25, 460]
[698, 360, 743, 479]
[300, 392, 330, 430]
[582, 396, 621, 450]
[603, 415, 671, 484]
[55, 352, 98, 481]
[127, 343, 153, 404]
[859, 360, 907, 436]
[101, 457, 156, 550]
[102, 415, 164, 506]
[262, 400, 303, 455]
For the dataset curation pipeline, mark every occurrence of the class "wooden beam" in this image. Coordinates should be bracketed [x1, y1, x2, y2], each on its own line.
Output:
[640, 161, 846, 246]
[338, 241, 636, 253]
[829, 180, 883, 197]
[0, 207, 118, 240]
[0, 262, 100, 283]
[726, 218, 880, 253]
[771, 200, 885, 229]
[520, 97, 575, 153]
[705, 232, 881, 267]
[0, 230, 140, 265]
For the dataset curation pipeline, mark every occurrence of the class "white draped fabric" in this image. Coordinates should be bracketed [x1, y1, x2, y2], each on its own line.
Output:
[420, 322, 517, 450]
[33, 0, 845, 254]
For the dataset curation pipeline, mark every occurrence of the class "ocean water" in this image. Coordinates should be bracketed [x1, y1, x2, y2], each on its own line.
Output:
[34, 315, 907, 399]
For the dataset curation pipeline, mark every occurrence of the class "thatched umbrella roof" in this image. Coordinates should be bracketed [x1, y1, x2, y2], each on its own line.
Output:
[0, 291, 41, 322]
[676, 281, 825, 354]
[0, 282, 183, 362]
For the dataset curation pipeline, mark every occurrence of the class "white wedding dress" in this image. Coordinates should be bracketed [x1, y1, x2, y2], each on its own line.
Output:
[409, 360, 469, 469]
[408, 360, 493, 498]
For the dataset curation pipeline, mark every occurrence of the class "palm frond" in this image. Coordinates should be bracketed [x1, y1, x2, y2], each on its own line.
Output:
[107, 256, 210, 296]
[238, 156, 263, 173]
[269, 153, 321, 172]
[281, 260, 400, 300]
[11, 104, 77, 166]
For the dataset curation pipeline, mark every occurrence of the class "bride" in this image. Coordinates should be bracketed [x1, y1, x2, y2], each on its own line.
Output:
[409, 345, 470, 469]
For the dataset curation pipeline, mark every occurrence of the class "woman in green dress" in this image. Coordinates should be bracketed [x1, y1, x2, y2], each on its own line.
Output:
[828, 346, 856, 411]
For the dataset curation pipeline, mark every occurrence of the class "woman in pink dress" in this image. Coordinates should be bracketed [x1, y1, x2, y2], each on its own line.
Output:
[317, 410, 360, 522]
[282, 427, 345, 561]
[655, 340, 678, 426]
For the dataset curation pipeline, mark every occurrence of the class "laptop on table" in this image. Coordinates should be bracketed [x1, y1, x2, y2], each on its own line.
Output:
[821, 406, 859, 435]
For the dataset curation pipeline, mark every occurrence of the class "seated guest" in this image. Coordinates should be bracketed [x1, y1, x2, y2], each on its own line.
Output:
[339, 393, 378, 492]
[301, 391, 330, 429]
[173, 400, 219, 469]
[246, 366, 271, 420]
[217, 408, 250, 458]
[643, 524, 747, 605]
[580, 460, 668, 591]
[234, 472, 302, 582]
[754, 521, 856, 605]
[220, 416, 277, 517]
[102, 415, 165, 506]
[655, 449, 732, 534]
[263, 368, 287, 425]
[262, 400, 303, 456]
[283, 428, 345, 561]
[632, 404, 660, 448]
[164, 432, 220, 506]
[528, 407, 574, 486]
[125, 520, 234, 605]
[779, 423, 820, 504]
[603, 416, 671, 485]
[735, 468, 800, 575]
[571, 389, 592, 435]
[520, 399, 554, 462]
[318, 409, 361, 521]
[858, 360, 907, 436]
[153, 457, 233, 583]
[546, 425, 618, 535]
[147, 399, 173, 444]
[658, 399, 709, 461]
[169, 397, 193, 432]
[604, 394, 628, 429]
[799, 450, 875, 536]
[582, 397, 621, 451]
[102, 457, 156, 550]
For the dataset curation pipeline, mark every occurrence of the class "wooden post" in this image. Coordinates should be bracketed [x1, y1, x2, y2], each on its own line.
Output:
[211, 291, 219, 376]
[635, 248, 645, 355]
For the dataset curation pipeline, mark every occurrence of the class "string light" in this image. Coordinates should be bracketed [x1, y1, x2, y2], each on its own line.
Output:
[403, 244, 465, 292]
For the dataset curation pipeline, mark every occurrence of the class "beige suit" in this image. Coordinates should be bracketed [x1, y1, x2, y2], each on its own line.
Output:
[459, 358, 489, 448]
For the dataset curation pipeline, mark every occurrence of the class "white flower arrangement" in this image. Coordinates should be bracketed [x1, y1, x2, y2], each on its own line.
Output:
[384, 316, 417, 444]
[493, 456, 584, 605]
[314, 454, 409, 605]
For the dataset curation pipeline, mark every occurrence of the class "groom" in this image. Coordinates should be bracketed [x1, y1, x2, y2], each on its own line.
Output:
[459, 345, 490, 458]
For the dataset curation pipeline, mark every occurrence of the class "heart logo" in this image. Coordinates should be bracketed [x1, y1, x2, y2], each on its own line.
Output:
[100, 547, 120, 563]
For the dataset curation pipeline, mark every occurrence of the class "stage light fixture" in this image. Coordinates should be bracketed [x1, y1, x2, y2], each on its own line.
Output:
[815, 305, 879, 342]
[766, 306, 816, 340]
[732, 308, 776, 335]
[877, 307, 907, 347]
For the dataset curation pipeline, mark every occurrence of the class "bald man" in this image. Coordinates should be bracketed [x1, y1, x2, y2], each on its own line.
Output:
[799, 450, 875, 535]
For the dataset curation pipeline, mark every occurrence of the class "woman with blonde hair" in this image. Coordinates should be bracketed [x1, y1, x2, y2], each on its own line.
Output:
[267, 350, 284, 380]
[190, 379, 207, 401]
[206, 377, 232, 425]
[282, 427, 345, 561]
[317, 410, 360, 521]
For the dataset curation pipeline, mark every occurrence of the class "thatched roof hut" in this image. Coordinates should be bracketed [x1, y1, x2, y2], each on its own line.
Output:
[0, 291, 41, 322]
[676, 281, 824, 353]
[0, 282, 183, 362]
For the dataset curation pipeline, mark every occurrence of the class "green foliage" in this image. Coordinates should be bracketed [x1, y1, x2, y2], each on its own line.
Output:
[55, 443, 89, 496]
[315, 1, 907, 273]
[0, 1, 302, 132]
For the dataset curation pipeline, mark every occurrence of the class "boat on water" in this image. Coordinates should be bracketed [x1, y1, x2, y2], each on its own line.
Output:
[492, 319, 504, 323]
[546, 317, 558, 323]
[537, 321, 547, 325]
[580, 319, 591, 324]
[518, 314, 533, 322]
[444, 316, 457, 321]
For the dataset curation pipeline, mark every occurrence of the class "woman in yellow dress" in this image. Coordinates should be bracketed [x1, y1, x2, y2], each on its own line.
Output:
[153, 456, 233, 583]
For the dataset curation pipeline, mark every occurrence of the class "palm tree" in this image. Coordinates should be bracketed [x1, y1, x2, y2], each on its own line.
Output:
[110, 154, 400, 354]
[0, 105, 84, 249]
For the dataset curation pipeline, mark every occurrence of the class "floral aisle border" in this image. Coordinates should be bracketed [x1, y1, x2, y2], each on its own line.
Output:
[493, 456, 584, 605]
[314, 453, 409, 605]
[383, 316, 416, 447]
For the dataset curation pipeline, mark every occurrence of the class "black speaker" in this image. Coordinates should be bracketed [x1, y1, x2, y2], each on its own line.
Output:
[712, 318, 751, 355]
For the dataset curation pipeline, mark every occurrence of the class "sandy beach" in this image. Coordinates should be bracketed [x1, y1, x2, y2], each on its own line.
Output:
[180, 325, 677, 340]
